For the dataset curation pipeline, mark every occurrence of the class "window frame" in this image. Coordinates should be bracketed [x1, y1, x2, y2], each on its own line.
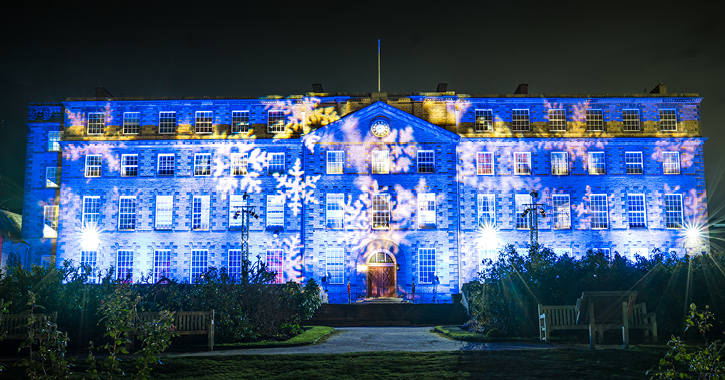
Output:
[46, 167, 60, 188]
[548, 109, 566, 131]
[190, 249, 209, 283]
[157, 154, 175, 176]
[266, 249, 284, 284]
[120, 154, 138, 177]
[153, 250, 171, 282]
[85, 154, 102, 177]
[477, 194, 495, 227]
[81, 250, 98, 283]
[116, 250, 133, 282]
[192, 195, 210, 231]
[371, 150, 390, 174]
[663, 152, 680, 174]
[194, 111, 213, 134]
[48, 131, 61, 152]
[267, 152, 285, 175]
[418, 248, 436, 285]
[87, 112, 105, 135]
[627, 194, 647, 228]
[474, 109, 493, 132]
[665, 194, 684, 229]
[417, 193, 436, 229]
[231, 110, 250, 133]
[326, 193, 344, 229]
[417, 150, 435, 173]
[550, 152, 569, 175]
[513, 152, 531, 175]
[625, 151, 643, 174]
[371, 194, 391, 230]
[327, 151, 345, 174]
[194, 153, 212, 176]
[159, 111, 177, 134]
[267, 110, 285, 133]
[326, 248, 344, 285]
[476, 152, 494, 175]
[515, 194, 531, 229]
[118, 196, 136, 231]
[229, 194, 247, 229]
[266, 194, 285, 227]
[122, 112, 140, 135]
[586, 109, 604, 131]
[589, 194, 609, 229]
[231, 153, 248, 176]
[588, 152, 606, 175]
[552, 194, 571, 229]
[43, 205, 59, 238]
[155, 195, 173, 230]
[622, 109, 640, 131]
[82, 196, 101, 228]
[511, 109, 530, 131]
[659, 109, 677, 131]
[227, 249, 242, 281]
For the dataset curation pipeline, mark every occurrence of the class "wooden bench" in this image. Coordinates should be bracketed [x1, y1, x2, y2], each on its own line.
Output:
[1, 311, 58, 340]
[135, 310, 215, 351]
[538, 304, 588, 343]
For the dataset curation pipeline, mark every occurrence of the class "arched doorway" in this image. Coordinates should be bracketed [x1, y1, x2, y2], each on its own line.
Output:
[367, 251, 397, 298]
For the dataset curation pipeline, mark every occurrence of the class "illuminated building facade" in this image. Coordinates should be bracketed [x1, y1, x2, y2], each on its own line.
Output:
[22, 86, 709, 303]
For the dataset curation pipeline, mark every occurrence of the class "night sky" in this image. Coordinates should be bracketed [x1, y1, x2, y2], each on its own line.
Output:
[1, 1, 724, 225]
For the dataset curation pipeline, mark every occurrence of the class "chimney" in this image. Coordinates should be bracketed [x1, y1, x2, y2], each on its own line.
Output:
[514, 83, 528, 95]
[312, 83, 323, 93]
[436, 82, 448, 93]
[649, 83, 667, 94]
[95, 86, 114, 98]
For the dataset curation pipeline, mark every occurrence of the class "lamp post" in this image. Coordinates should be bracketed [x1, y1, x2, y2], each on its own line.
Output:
[232, 192, 258, 283]
[521, 189, 546, 248]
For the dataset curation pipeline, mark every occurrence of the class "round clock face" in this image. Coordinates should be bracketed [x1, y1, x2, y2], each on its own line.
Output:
[370, 120, 390, 138]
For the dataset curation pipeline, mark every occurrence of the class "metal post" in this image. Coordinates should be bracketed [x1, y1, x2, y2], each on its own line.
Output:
[347, 280, 351, 304]
[521, 189, 546, 248]
[233, 192, 258, 284]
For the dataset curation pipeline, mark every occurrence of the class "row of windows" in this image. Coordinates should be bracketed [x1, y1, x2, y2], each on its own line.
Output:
[85, 110, 278, 135]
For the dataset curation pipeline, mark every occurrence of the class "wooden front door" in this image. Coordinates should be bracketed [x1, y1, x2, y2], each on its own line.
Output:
[367, 265, 396, 297]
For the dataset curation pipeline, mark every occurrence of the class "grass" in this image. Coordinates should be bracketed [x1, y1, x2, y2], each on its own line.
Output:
[434, 325, 539, 343]
[215, 326, 335, 349]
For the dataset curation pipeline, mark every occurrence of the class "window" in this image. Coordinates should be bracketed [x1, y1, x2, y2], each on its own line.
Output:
[477, 194, 495, 227]
[232, 110, 250, 133]
[622, 109, 640, 131]
[480, 249, 497, 267]
[43, 205, 59, 238]
[155, 195, 173, 230]
[552, 194, 570, 229]
[82, 196, 100, 228]
[476, 152, 494, 175]
[87, 112, 105, 135]
[85, 155, 102, 177]
[195, 111, 213, 134]
[48, 131, 61, 152]
[268, 110, 285, 133]
[231, 153, 248, 175]
[590, 194, 608, 229]
[630, 247, 649, 260]
[663, 152, 680, 174]
[41, 255, 52, 268]
[46, 167, 60, 187]
[475, 109, 493, 132]
[515, 194, 531, 229]
[227, 249, 242, 281]
[417, 150, 435, 173]
[628, 194, 646, 228]
[266, 249, 283, 284]
[153, 250, 171, 282]
[554, 248, 573, 257]
[192, 195, 210, 230]
[326, 248, 344, 284]
[157, 154, 175, 176]
[551, 152, 568, 175]
[266, 195, 284, 227]
[372, 150, 389, 174]
[625, 152, 643, 174]
[123, 112, 140, 134]
[594, 248, 611, 259]
[511, 109, 530, 131]
[586, 109, 604, 131]
[418, 193, 436, 228]
[118, 196, 136, 230]
[117, 250, 133, 282]
[588, 152, 606, 175]
[514, 152, 531, 175]
[548, 109, 566, 131]
[267, 152, 285, 175]
[326, 193, 344, 229]
[327, 151, 344, 174]
[159, 111, 176, 134]
[665, 194, 683, 229]
[372, 194, 390, 229]
[81, 250, 98, 283]
[194, 153, 212, 176]
[190, 250, 208, 283]
[418, 248, 436, 284]
[229, 194, 247, 228]
[121, 154, 138, 177]
[660, 109, 677, 131]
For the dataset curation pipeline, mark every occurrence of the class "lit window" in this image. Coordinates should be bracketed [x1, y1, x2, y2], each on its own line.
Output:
[48, 131, 61, 152]
[588, 152, 606, 175]
[630, 247, 649, 260]
[515, 194, 532, 229]
[194, 153, 212, 176]
[417, 150, 435, 173]
[117, 250, 133, 282]
[229, 194, 247, 228]
[586, 109, 604, 131]
[372, 150, 389, 174]
[121, 154, 138, 177]
[227, 249, 242, 281]
[372, 194, 390, 230]
[82, 196, 100, 228]
[267, 152, 285, 175]
[553, 248, 573, 256]
[625, 152, 643, 174]
[266, 195, 285, 227]
[190, 250, 208, 283]
[552, 194, 570, 229]
[85, 155, 102, 177]
[46, 167, 60, 187]
[266, 249, 284, 284]
[663, 152, 680, 174]
[41, 255, 52, 268]
[418, 193, 436, 228]
[43, 205, 59, 238]
[231, 153, 248, 175]
[195, 111, 213, 134]
[665, 194, 683, 229]
[326, 248, 344, 285]
[511, 109, 530, 131]
[514, 152, 531, 175]
[155, 195, 173, 230]
[660, 109, 677, 131]
[479, 249, 496, 268]
[326, 193, 344, 229]
[153, 250, 171, 282]
[551, 152, 568, 175]
[232, 111, 250, 133]
[159, 111, 176, 134]
[548, 109, 566, 131]
[590, 194, 608, 229]
[268, 111, 285, 133]
[192, 195, 210, 230]
[157, 154, 175, 176]
[81, 250, 98, 283]
[87, 113, 105, 135]
[475, 109, 493, 132]
[594, 248, 611, 259]
[476, 152, 494, 175]
[418, 248, 436, 284]
[622, 109, 640, 131]
[477, 194, 495, 227]
[327, 151, 344, 174]
[123, 112, 140, 134]
[118, 196, 136, 230]
[627, 194, 646, 228]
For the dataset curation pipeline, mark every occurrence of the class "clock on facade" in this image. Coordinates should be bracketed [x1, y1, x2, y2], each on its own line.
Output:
[370, 120, 390, 138]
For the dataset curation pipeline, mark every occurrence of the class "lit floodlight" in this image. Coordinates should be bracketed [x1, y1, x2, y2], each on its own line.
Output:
[80, 225, 101, 250]
[476, 224, 501, 250]
[681, 221, 707, 256]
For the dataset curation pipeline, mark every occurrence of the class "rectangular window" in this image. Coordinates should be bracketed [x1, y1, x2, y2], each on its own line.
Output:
[159, 111, 176, 134]
[514, 152, 531, 175]
[232, 110, 250, 133]
[227, 249, 242, 281]
[153, 250, 171, 282]
[660, 109, 677, 131]
[155, 195, 173, 230]
[81, 250, 98, 283]
[327, 151, 344, 174]
[476, 152, 494, 175]
[87, 112, 105, 135]
[372, 194, 390, 229]
[515, 194, 531, 229]
[194, 153, 212, 176]
[82, 196, 100, 228]
[229, 194, 247, 228]
[622, 109, 640, 131]
[588, 152, 606, 175]
[628, 194, 646, 228]
[551, 152, 568, 175]
[418, 193, 436, 228]
[85, 155, 102, 177]
[586, 109, 604, 131]
[190, 250, 208, 283]
[417, 150, 435, 173]
[266, 249, 284, 284]
[554, 248, 573, 256]
[40, 255, 51, 268]
[480, 249, 496, 267]
[46, 167, 60, 187]
[663, 152, 680, 174]
[268, 110, 285, 133]
[123, 112, 140, 134]
[474, 109, 493, 132]
[48, 131, 61, 152]
[192, 195, 210, 230]
[231, 153, 248, 175]
[418, 248, 436, 285]
[266, 195, 285, 227]
[594, 248, 611, 258]
[552, 194, 571, 229]
[477, 194, 495, 227]
[665, 194, 683, 229]
[117, 250, 133, 282]
[157, 154, 175, 176]
[326, 248, 344, 285]
[118, 196, 136, 230]
[372, 150, 390, 174]
[548, 109, 566, 131]
[195, 111, 213, 134]
[43, 205, 59, 238]
[121, 154, 138, 177]
[326, 193, 344, 229]
[267, 152, 285, 175]
[511, 109, 530, 131]
[625, 152, 643, 174]
[590, 194, 608, 229]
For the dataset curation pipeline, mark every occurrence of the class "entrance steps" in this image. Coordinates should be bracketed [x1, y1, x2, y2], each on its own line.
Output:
[304, 301, 468, 327]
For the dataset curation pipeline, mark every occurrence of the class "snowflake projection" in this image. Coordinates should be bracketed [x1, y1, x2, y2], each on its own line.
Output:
[275, 158, 321, 216]
[266, 97, 341, 139]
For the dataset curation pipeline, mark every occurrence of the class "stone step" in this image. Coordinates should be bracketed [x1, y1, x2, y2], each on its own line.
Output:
[304, 303, 468, 327]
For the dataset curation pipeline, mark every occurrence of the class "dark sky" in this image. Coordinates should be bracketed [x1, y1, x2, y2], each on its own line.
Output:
[1, 1, 724, 220]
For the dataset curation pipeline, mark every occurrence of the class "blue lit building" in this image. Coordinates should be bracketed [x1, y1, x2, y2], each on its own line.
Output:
[21, 85, 709, 303]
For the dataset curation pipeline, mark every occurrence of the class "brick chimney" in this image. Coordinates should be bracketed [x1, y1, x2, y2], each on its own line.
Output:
[514, 83, 528, 94]
[312, 83, 323, 93]
[649, 83, 667, 94]
[436, 83, 448, 92]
